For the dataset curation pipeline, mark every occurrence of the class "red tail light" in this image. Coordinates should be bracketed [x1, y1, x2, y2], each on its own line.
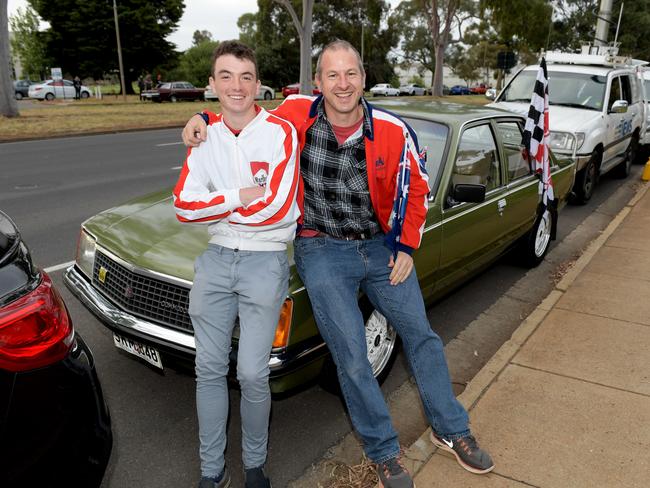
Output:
[0, 273, 74, 372]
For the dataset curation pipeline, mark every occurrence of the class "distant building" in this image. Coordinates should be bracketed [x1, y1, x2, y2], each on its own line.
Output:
[395, 63, 467, 88]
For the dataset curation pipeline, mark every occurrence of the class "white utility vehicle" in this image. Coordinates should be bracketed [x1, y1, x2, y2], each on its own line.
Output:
[489, 44, 647, 203]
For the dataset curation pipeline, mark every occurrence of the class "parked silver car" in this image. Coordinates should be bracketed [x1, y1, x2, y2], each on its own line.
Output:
[369, 83, 400, 96]
[28, 80, 91, 100]
[399, 83, 426, 96]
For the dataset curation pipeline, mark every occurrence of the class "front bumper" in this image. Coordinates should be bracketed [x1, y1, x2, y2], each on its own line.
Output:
[64, 266, 328, 390]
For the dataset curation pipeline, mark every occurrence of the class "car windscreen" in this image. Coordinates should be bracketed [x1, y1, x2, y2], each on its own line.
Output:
[500, 70, 606, 111]
[402, 117, 449, 189]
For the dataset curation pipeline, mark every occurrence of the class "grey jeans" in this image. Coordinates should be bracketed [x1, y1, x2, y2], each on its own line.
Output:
[189, 244, 289, 478]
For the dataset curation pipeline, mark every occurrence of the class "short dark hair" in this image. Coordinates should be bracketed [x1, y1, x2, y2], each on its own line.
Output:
[211, 40, 258, 79]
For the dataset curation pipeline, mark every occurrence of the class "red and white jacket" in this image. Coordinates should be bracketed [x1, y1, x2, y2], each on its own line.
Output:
[173, 106, 301, 251]
[272, 95, 430, 254]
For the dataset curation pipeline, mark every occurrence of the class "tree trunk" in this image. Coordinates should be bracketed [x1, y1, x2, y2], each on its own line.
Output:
[299, 0, 313, 95]
[0, 0, 19, 117]
[276, 0, 314, 95]
[432, 43, 445, 96]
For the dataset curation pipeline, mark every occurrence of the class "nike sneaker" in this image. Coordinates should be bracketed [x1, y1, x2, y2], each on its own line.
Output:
[430, 432, 494, 474]
[376, 456, 414, 488]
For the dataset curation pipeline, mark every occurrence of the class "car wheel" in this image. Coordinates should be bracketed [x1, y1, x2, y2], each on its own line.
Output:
[45, 92, 54, 101]
[319, 307, 399, 394]
[80, 91, 89, 99]
[518, 209, 552, 267]
[264, 91, 272, 100]
[612, 138, 635, 179]
[15, 92, 23, 100]
[170, 95, 177, 103]
[571, 150, 599, 204]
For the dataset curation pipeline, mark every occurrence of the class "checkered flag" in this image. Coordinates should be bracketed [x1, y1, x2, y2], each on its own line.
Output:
[522, 58, 558, 239]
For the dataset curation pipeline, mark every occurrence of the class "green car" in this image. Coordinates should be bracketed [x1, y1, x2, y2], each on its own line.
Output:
[64, 101, 575, 394]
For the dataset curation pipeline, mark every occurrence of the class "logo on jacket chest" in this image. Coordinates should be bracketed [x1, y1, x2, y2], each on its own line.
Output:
[250, 161, 270, 187]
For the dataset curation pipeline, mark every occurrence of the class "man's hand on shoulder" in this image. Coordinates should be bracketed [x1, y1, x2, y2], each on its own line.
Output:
[182, 114, 208, 147]
[388, 251, 413, 285]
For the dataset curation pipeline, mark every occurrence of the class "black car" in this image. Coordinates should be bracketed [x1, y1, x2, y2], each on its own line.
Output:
[13, 80, 33, 100]
[0, 211, 112, 488]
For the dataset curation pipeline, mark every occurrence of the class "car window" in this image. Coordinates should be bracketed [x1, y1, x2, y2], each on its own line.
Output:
[64, 80, 73, 86]
[161, 83, 171, 89]
[608, 77, 622, 111]
[403, 118, 449, 184]
[501, 70, 606, 111]
[496, 121, 532, 181]
[620, 75, 633, 104]
[645, 79, 650, 100]
[453, 124, 500, 192]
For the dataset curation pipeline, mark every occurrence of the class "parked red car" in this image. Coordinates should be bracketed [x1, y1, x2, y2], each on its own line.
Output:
[141, 81, 205, 102]
[281, 83, 321, 98]
[470, 83, 490, 95]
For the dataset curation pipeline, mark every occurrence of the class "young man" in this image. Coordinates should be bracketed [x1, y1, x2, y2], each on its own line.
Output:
[173, 40, 300, 488]
[183, 40, 493, 488]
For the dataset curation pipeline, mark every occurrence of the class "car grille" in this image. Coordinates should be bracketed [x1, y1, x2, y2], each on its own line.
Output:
[93, 251, 193, 332]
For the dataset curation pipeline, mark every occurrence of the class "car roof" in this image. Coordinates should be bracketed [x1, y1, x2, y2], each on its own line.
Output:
[370, 99, 521, 126]
[521, 64, 627, 76]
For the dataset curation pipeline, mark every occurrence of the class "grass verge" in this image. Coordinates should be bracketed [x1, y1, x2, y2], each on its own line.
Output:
[0, 94, 489, 142]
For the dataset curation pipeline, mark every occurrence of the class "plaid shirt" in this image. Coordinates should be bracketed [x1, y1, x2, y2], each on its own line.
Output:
[300, 99, 380, 237]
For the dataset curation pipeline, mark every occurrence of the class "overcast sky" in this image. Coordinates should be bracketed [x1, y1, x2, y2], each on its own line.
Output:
[8, 0, 402, 51]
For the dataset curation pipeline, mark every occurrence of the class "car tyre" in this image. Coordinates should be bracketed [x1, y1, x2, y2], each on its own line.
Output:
[518, 209, 552, 268]
[264, 91, 272, 100]
[45, 92, 55, 101]
[319, 305, 400, 394]
[170, 95, 178, 103]
[80, 91, 89, 99]
[15, 92, 23, 100]
[613, 133, 638, 179]
[571, 150, 599, 204]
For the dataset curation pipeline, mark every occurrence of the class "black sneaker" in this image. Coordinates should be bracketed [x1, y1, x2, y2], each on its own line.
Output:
[430, 432, 494, 474]
[244, 465, 272, 488]
[198, 467, 231, 488]
[376, 456, 414, 488]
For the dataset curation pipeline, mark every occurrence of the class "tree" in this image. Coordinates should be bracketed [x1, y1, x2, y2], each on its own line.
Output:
[391, 1, 436, 81]
[274, 0, 314, 94]
[9, 6, 46, 80]
[446, 44, 480, 85]
[313, 0, 399, 89]
[28, 0, 184, 93]
[1, 0, 19, 117]
[192, 29, 212, 47]
[170, 40, 219, 88]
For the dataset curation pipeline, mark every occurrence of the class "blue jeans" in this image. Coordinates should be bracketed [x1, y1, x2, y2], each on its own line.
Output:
[190, 244, 289, 478]
[293, 234, 469, 463]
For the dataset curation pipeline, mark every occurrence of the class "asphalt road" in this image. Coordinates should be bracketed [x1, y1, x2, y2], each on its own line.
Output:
[0, 130, 642, 488]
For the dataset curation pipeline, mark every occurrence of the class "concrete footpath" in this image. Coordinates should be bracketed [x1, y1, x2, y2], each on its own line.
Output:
[401, 182, 650, 488]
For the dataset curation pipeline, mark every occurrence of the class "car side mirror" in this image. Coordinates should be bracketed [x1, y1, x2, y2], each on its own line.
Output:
[610, 100, 628, 113]
[453, 183, 486, 203]
[485, 90, 496, 101]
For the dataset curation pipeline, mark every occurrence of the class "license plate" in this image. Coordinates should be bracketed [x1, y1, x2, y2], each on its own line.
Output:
[113, 333, 163, 369]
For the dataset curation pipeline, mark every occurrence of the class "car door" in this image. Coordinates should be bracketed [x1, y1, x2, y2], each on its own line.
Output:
[495, 119, 539, 243]
[604, 76, 629, 166]
[435, 122, 509, 293]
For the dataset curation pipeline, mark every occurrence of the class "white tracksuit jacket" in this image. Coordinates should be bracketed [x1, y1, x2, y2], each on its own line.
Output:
[173, 107, 300, 251]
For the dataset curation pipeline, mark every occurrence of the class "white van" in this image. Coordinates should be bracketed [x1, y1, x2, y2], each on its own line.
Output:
[489, 46, 647, 203]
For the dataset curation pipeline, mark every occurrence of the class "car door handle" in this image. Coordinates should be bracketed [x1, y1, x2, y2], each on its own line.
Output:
[498, 198, 507, 215]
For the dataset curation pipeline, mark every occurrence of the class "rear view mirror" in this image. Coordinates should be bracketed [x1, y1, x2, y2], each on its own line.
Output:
[453, 184, 486, 203]
[610, 100, 628, 113]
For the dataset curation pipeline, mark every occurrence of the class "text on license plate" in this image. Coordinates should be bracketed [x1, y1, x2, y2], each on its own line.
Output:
[113, 333, 163, 369]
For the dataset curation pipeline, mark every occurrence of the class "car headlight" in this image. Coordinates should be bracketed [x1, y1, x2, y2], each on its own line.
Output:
[549, 131, 576, 152]
[574, 132, 585, 150]
[75, 229, 96, 279]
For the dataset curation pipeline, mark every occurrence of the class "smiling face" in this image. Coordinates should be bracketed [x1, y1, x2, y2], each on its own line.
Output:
[315, 47, 366, 125]
[209, 53, 260, 124]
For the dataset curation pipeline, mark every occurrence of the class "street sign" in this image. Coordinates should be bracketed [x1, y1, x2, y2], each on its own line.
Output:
[51, 68, 63, 81]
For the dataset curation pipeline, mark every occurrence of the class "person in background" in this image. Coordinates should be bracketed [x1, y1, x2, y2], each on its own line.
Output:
[73, 76, 81, 100]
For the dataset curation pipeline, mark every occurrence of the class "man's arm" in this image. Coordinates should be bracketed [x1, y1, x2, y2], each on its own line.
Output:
[173, 147, 253, 223]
